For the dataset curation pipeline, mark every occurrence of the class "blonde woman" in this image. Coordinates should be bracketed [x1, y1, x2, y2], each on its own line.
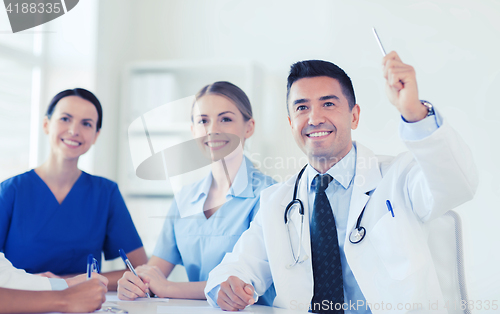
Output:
[118, 82, 276, 305]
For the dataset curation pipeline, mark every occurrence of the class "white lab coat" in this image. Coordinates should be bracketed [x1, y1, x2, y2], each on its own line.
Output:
[0, 253, 52, 290]
[205, 120, 478, 314]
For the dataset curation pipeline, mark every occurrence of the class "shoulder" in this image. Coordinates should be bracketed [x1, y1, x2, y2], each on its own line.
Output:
[355, 141, 414, 177]
[374, 152, 415, 179]
[80, 172, 119, 192]
[261, 173, 296, 200]
[0, 170, 35, 193]
[246, 159, 277, 195]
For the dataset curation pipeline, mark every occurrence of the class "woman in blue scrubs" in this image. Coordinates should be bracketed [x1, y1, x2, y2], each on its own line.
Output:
[0, 88, 147, 291]
[117, 81, 276, 304]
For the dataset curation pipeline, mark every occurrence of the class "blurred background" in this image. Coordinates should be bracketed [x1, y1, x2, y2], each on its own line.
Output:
[0, 0, 498, 307]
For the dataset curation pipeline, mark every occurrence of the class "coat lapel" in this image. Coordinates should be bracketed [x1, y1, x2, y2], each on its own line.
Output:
[345, 142, 382, 243]
[276, 172, 314, 307]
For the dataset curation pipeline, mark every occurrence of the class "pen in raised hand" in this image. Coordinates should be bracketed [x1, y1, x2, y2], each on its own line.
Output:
[372, 27, 387, 56]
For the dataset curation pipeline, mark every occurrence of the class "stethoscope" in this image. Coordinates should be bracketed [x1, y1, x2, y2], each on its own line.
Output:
[284, 165, 369, 268]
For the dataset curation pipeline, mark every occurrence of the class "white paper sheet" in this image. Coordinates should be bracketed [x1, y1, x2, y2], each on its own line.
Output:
[157, 306, 252, 314]
[105, 294, 170, 303]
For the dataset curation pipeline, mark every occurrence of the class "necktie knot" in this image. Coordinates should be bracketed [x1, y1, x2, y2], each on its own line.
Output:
[313, 174, 333, 193]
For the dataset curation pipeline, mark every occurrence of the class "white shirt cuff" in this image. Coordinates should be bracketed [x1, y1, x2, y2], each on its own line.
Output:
[48, 278, 68, 291]
[206, 285, 220, 308]
[399, 107, 443, 141]
[206, 284, 259, 308]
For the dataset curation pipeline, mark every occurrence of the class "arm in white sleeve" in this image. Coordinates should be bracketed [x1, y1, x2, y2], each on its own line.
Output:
[205, 210, 272, 307]
[399, 107, 442, 141]
[0, 253, 52, 290]
[400, 108, 478, 221]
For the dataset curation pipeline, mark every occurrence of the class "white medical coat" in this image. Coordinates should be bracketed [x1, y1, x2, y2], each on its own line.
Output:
[205, 120, 478, 314]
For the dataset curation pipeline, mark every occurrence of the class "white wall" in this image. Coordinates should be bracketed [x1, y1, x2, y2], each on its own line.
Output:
[92, 0, 499, 306]
[37, 0, 99, 172]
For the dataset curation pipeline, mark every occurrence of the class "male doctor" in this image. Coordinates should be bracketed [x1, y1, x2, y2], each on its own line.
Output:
[204, 52, 478, 313]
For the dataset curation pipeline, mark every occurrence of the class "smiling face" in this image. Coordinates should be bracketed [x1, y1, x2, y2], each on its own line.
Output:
[287, 76, 360, 173]
[43, 96, 100, 161]
[191, 94, 255, 161]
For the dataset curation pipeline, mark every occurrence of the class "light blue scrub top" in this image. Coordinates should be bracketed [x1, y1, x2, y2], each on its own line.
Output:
[153, 156, 276, 304]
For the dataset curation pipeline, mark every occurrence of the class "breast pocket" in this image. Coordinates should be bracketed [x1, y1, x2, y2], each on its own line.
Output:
[369, 210, 427, 280]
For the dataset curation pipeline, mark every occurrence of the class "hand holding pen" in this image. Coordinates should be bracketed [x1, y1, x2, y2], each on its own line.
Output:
[118, 249, 151, 299]
[372, 27, 427, 122]
[62, 254, 108, 288]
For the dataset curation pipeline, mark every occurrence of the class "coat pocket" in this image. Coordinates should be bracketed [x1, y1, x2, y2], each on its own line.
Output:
[369, 211, 427, 280]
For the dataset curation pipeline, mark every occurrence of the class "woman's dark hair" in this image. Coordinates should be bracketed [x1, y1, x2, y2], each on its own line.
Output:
[192, 81, 252, 122]
[46, 88, 103, 131]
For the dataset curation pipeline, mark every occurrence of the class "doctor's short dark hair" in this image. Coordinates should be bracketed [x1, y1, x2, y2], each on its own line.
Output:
[286, 60, 356, 115]
[45, 88, 103, 131]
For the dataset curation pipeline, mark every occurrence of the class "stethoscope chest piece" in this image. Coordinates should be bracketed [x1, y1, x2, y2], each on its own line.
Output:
[347, 191, 371, 244]
[349, 226, 366, 244]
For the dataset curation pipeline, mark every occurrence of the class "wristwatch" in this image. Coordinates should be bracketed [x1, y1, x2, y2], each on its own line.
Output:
[420, 100, 435, 117]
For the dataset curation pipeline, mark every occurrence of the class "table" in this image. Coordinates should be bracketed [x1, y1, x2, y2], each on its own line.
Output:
[101, 292, 291, 314]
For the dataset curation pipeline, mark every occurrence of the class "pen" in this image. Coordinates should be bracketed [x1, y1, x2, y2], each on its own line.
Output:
[373, 28, 407, 88]
[372, 27, 387, 56]
[386, 200, 395, 217]
[119, 248, 150, 298]
[87, 254, 99, 280]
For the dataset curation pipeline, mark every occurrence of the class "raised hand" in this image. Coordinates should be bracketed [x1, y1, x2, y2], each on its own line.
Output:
[383, 51, 428, 122]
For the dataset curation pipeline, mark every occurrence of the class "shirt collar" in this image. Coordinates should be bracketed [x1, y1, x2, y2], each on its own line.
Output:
[228, 156, 255, 198]
[188, 169, 213, 203]
[307, 145, 356, 192]
[188, 155, 254, 204]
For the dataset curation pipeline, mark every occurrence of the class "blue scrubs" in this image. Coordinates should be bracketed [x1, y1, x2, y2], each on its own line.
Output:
[153, 156, 276, 305]
[0, 170, 143, 275]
